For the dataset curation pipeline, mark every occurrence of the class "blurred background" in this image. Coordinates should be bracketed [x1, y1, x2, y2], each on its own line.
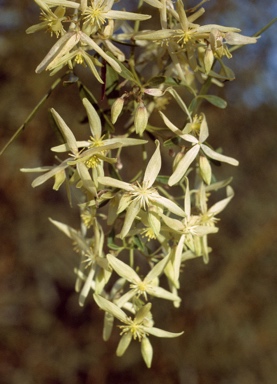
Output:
[0, 1, 277, 383]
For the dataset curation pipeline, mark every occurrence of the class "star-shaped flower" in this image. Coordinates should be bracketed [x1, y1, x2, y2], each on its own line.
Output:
[82, 0, 151, 34]
[107, 254, 181, 307]
[98, 140, 185, 238]
[160, 112, 239, 186]
[94, 294, 183, 368]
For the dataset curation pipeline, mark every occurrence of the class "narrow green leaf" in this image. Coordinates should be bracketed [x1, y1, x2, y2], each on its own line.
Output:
[196, 95, 227, 109]
[106, 52, 140, 85]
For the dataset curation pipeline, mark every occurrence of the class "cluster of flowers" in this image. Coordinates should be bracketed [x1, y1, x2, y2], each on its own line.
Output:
[23, 0, 257, 367]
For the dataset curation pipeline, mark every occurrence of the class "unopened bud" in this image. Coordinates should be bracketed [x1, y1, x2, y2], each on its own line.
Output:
[199, 155, 212, 185]
[111, 97, 124, 124]
[225, 32, 258, 45]
[204, 45, 214, 74]
[134, 102, 148, 136]
[143, 88, 164, 97]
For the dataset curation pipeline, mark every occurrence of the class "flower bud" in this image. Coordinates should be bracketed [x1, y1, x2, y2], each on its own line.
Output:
[143, 88, 163, 97]
[134, 102, 148, 136]
[199, 155, 212, 185]
[204, 44, 214, 74]
[111, 97, 124, 124]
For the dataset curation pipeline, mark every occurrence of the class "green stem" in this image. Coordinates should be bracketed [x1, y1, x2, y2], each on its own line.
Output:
[0, 75, 64, 156]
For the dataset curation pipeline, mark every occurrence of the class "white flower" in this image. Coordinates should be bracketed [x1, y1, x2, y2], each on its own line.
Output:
[94, 294, 183, 367]
[98, 140, 185, 238]
[107, 254, 181, 307]
[160, 112, 239, 186]
[82, 0, 151, 34]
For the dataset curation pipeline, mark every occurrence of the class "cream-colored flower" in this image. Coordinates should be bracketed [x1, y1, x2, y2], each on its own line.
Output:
[26, 3, 66, 37]
[35, 30, 122, 75]
[94, 294, 183, 367]
[82, 0, 151, 34]
[107, 254, 181, 307]
[160, 112, 239, 186]
[98, 140, 185, 238]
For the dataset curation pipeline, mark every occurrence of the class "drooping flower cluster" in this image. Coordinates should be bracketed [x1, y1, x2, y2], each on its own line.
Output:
[21, 0, 258, 367]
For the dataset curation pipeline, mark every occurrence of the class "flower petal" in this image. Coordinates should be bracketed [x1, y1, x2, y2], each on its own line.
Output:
[80, 32, 122, 73]
[97, 176, 133, 191]
[144, 256, 169, 283]
[201, 144, 239, 166]
[168, 145, 200, 186]
[144, 326, 184, 338]
[107, 254, 140, 284]
[143, 140, 161, 188]
[93, 294, 128, 323]
[146, 286, 181, 302]
[120, 200, 141, 238]
[141, 337, 153, 368]
[51, 108, 79, 155]
[116, 332, 132, 356]
[82, 98, 102, 139]
[208, 186, 234, 215]
[106, 10, 151, 21]
[154, 195, 185, 216]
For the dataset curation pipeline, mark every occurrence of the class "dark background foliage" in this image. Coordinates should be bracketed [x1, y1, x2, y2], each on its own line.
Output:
[0, 1, 277, 383]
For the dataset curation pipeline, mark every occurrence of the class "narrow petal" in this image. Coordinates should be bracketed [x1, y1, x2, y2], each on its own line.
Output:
[106, 10, 151, 21]
[120, 200, 141, 238]
[116, 289, 137, 308]
[116, 332, 132, 356]
[82, 98, 102, 139]
[161, 214, 184, 232]
[176, 0, 189, 31]
[144, 256, 169, 283]
[36, 32, 78, 73]
[199, 114, 209, 143]
[104, 137, 148, 147]
[144, 326, 184, 338]
[143, 0, 163, 8]
[143, 140, 161, 188]
[225, 32, 258, 45]
[42, 0, 80, 8]
[146, 286, 181, 302]
[208, 186, 234, 215]
[201, 144, 239, 166]
[93, 294, 128, 323]
[135, 303, 152, 323]
[192, 226, 218, 236]
[31, 161, 68, 188]
[184, 178, 191, 217]
[76, 162, 97, 196]
[174, 234, 185, 283]
[103, 312, 114, 341]
[134, 29, 176, 40]
[168, 145, 200, 186]
[80, 32, 121, 73]
[141, 337, 153, 368]
[79, 266, 96, 306]
[153, 195, 185, 217]
[159, 111, 184, 136]
[107, 254, 140, 284]
[49, 217, 76, 238]
[51, 141, 89, 152]
[97, 176, 133, 191]
[51, 108, 79, 155]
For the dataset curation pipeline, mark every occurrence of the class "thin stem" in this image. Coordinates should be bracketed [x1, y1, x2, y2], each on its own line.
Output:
[0, 75, 65, 156]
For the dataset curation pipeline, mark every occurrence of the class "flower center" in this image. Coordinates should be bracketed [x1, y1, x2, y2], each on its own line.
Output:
[83, 3, 106, 30]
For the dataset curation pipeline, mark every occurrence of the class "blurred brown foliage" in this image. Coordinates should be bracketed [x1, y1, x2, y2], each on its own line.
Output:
[0, 1, 277, 383]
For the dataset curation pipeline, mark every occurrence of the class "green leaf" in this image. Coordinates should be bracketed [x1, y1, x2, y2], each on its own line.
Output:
[145, 76, 180, 87]
[196, 95, 227, 109]
[106, 52, 140, 85]
[105, 64, 119, 97]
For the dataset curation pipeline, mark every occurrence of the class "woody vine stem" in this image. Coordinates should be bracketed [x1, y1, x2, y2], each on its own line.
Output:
[3, 0, 275, 368]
